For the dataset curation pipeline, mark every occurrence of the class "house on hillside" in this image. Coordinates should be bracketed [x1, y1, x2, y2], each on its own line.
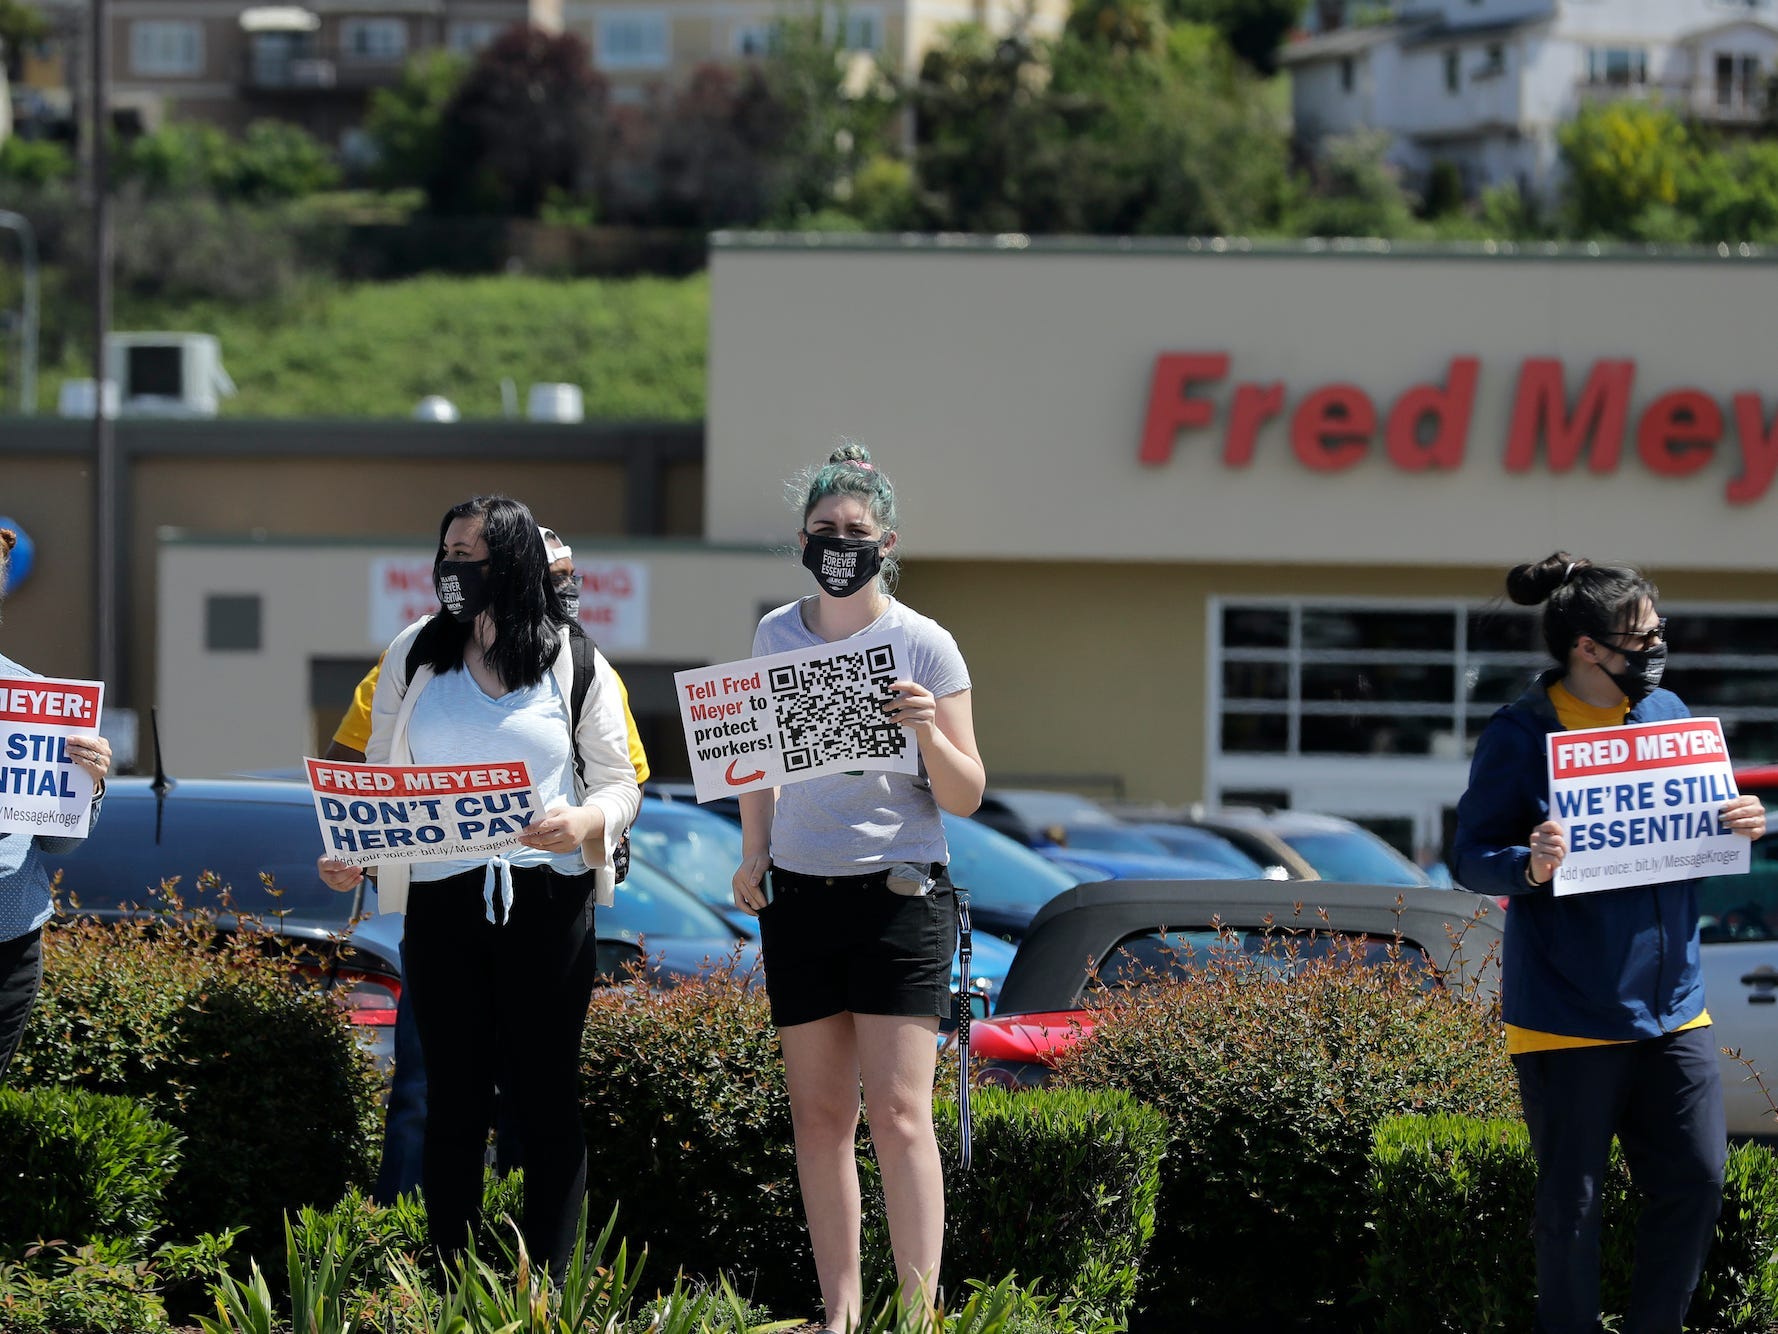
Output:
[1282, 0, 1778, 203]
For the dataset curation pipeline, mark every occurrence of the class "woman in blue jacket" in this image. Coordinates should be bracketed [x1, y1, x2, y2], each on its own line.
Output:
[1455, 552, 1767, 1334]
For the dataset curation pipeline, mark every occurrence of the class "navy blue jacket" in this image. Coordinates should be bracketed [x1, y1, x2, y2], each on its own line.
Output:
[1454, 670, 1704, 1040]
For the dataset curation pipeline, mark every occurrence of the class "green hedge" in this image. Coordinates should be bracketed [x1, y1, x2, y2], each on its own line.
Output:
[0, 1087, 181, 1253]
[1365, 1113, 1778, 1333]
[861, 1090, 1166, 1325]
[577, 969, 1165, 1315]
[12, 913, 382, 1255]
[1052, 930, 1518, 1325]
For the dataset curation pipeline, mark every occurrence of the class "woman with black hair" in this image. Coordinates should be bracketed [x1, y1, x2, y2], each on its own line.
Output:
[1455, 552, 1766, 1334]
[319, 495, 639, 1277]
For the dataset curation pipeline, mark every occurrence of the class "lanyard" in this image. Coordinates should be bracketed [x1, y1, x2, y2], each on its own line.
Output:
[956, 885, 974, 1172]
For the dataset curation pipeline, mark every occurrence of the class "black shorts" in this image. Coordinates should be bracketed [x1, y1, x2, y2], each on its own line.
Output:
[757, 863, 958, 1028]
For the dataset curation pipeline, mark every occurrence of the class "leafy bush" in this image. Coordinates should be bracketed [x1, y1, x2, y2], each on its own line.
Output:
[0, 1086, 181, 1253]
[1052, 917, 1516, 1325]
[117, 121, 340, 202]
[861, 1090, 1166, 1326]
[11, 904, 382, 1254]
[0, 1240, 173, 1334]
[1365, 1113, 1778, 1334]
[0, 136, 76, 188]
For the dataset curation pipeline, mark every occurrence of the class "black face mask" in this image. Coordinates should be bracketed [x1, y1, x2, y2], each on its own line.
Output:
[437, 559, 492, 623]
[801, 531, 884, 599]
[554, 575, 581, 619]
[1605, 642, 1667, 705]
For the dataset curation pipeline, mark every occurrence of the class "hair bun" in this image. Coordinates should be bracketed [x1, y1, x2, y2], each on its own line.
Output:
[1506, 551, 1585, 606]
[0, 529, 16, 556]
[828, 442, 873, 468]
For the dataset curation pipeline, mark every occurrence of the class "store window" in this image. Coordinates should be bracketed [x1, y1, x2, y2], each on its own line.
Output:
[1214, 599, 1778, 764]
[130, 21, 203, 77]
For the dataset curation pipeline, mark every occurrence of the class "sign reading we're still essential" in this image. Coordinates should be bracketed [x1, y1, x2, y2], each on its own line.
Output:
[1546, 718, 1750, 896]
[0, 675, 105, 838]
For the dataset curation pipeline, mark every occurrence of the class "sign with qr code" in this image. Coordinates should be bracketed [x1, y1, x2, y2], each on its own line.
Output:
[674, 631, 919, 802]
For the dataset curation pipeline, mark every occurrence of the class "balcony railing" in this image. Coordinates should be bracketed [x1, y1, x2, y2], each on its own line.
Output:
[241, 45, 405, 92]
[1574, 77, 1768, 123]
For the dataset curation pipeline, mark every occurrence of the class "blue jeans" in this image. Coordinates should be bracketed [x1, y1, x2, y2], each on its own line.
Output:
[372, 934, 526, 1206]
[1513, 1025, 1726, 1334]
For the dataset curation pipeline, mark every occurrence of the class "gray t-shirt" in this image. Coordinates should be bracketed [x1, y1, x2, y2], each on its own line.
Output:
[753, 597, 971, 876]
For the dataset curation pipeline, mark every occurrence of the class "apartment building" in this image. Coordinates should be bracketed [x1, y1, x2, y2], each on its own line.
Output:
[1283, 0, 1778, 202]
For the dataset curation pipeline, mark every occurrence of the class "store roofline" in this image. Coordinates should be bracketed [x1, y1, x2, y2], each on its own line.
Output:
[709, 231, 1778, 265]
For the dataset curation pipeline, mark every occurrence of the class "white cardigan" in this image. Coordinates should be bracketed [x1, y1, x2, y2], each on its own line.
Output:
[365, 618, 642, 914]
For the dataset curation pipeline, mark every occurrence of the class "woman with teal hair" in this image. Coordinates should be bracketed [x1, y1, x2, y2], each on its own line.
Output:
[732, 443, 986, 1329]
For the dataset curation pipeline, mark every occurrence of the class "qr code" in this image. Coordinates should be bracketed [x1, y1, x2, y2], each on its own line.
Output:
[769, 643, 909, 773]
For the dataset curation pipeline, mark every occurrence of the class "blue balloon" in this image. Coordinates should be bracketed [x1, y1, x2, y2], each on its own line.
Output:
[0, 517, 34, 592]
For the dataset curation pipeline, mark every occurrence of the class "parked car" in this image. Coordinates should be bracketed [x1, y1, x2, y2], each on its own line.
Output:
[1695, 827, 1778, 1137]
[971, 788, 1138, 849]
[42, 778, 736, 1067]
[1738, 765, 1778, 805]
[969, 880, 1501, 1087]
[1159, 807, 1434, 888]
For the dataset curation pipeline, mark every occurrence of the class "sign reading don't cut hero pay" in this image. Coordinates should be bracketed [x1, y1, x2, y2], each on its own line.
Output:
[1546, 718, 1751, 896]
[306, 758, 544, 863]
[0, 675, 105, 838]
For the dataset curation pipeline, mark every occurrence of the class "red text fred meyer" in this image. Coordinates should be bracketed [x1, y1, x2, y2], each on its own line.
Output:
[1139, 354, 1778, 504]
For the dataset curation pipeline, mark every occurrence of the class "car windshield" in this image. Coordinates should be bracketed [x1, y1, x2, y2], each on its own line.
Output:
[1055, 826, 1174, 856]
[44, 786, 347, 922]
[941, 813, 1084, 910]
[628, 800, 744, 913]
[1698, 834, 1778, 943]
[993, 791, 1115, 828]
[601, 862, 737, 942]
[1090, 928, 1437, 992]
[1277, 830, 1429, 887]
[1137, 826, 1268, 874]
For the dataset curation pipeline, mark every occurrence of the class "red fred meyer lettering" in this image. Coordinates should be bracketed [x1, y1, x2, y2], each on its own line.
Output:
[1138, 353, 1778, 504]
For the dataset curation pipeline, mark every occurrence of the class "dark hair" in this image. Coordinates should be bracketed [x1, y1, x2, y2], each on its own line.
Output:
[413, 495, 566, 688]
[1506, 551, 1659, 663]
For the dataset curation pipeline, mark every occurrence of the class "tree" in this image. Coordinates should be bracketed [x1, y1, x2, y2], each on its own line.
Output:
[427, 26, 607, 217]
[365, 49, 469, 191]
[1558, 99, 1689, 239]
[645, 63, 781, 227]
[1162, 0, 1302, 75]
[1290, 129, 1417, 237]
[0, 0, 46, 80]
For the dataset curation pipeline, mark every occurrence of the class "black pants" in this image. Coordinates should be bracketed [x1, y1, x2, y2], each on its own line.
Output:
[403, 866, 599, 1277]
[0, 928, 43, 1080]
[1513, 1026, 1726, 1334]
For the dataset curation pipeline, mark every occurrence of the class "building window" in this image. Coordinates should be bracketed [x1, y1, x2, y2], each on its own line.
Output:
[734, 22, 779, 55]
[205, 595, 262, 653]
[1715, 51, 1764, 108]
[595, 12, 669, 69]
[1444, 48, 1460, 92]
[1213, 599, 1778, 763]
[1480, 43, 1505, 76]
[129, 21, 203, 77]
[448, 20, 502, 53]
[1340, 55, 1354, 92]
[341, 18, 408, 61]
[1586, 46, 1647, 86]
[841, 9, 881, 51]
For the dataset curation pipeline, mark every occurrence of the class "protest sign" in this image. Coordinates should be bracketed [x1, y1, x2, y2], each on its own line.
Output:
[675, 630, 918, 802]
[0, 675, 105, 838]
[1546, 717, 1750, 896]
[369, 556, 650, 650]
[306, 757, 544, 863]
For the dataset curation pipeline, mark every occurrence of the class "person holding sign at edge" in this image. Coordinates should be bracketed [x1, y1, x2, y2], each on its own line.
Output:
[0, 528, 113, 1079]
[1454, 552, 1766, 1334]
[317, 496, 639, 1278]
[732, 443, 985, 1330]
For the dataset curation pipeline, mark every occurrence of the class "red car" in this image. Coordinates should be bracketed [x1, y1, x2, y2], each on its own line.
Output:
[966, 879, 1502, 1088]
[1739, 765, 1778, 804]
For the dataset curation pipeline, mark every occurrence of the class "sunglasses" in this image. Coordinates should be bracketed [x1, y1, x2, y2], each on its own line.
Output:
[1595, 617, 1667, 653]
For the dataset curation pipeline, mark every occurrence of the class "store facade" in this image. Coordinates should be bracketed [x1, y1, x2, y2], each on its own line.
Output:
[706, 237, 1778, 859]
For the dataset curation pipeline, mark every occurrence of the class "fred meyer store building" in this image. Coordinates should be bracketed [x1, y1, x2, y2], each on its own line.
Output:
[703, 239, 1778, 860]
[20, 239, 1774, 864]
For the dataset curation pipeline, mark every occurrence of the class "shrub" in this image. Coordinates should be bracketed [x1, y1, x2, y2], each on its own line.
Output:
[861, 1090, 1166, 1326]
[1051, 920, 1516, 1325]
[0, 1086, 181, 1253]
[12, 905, 382, 1254]
[0, 137, 76, 188]
[1365, 1113, 1778, 1334]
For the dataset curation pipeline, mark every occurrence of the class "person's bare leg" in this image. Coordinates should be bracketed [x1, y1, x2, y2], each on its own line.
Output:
[856, 1013, 944, 1314]
[780, 1013, 864, 1330]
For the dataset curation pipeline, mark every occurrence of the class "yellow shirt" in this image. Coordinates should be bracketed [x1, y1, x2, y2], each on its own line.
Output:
[1503, 680, 1709, 1055]
[332, 655, 651, 784]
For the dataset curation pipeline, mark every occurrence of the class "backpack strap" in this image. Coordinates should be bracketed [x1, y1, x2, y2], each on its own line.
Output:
[566, 625, 631, 882]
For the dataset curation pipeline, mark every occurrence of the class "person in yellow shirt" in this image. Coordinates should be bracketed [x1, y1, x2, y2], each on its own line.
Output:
[331, 525, 648, 1204]
[1454, 551, 1765, 1334]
